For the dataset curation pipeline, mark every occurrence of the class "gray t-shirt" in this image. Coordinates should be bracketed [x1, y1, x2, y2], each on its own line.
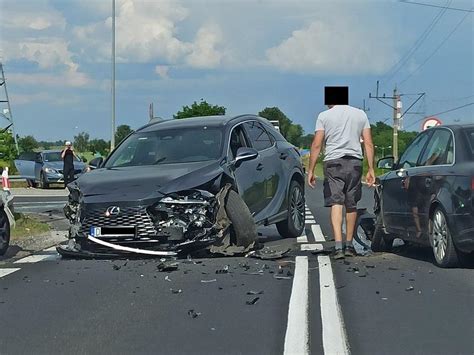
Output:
[315, 105, 370, 161]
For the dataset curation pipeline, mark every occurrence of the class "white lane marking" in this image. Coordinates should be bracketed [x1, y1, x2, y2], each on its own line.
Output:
[284, 256, 309, 355]
[0, 268, 21, 278]
[301, 243, 323, 251]
[306, 219, 316, 224]
[297, 234, 308, 243]
[318, 256, 350, 355]
[14, 253, 60, 264]
[311, 224, 326, 242]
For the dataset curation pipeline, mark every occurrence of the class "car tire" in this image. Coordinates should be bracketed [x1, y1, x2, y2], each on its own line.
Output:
[225, 189, 257, 247]
[429, 208, 459, 268]
[371, 214, 394, 252]
[0, 208, 10, 256]
[39, 172, 49, 189]
[276, 180, 305, 238]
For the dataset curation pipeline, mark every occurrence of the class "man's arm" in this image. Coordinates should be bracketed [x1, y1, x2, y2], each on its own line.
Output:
[307, 130, 325, 188]
[61, 149, 66, 159]
[362, 128, 375, 186]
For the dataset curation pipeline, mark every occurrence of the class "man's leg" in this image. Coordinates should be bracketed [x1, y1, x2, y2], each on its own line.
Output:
[330, 204, 344, 250]
[345, 208, 358, 244]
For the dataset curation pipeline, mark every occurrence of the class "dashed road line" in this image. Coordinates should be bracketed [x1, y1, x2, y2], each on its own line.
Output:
[0, 268, 21, 278]
[311, 224, 326, 243]
[283, 256, 309, 355]
[297, 234, 309, 244]
[300, 243, 323, 252]
[14, 253, 60, 264]
[318, 255, 350, 355]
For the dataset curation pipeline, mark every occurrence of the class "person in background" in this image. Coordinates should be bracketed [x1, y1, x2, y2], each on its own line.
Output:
[61, 141, 79, 188]
[308, 86, 375, 260]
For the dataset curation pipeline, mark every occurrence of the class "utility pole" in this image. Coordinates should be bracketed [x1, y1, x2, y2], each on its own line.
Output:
[110, 0, 116, 151]
[369, 81, 424, 162]
[0, 63, 19, 154]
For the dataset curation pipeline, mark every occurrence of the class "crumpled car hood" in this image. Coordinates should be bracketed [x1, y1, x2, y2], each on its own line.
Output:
[73, 160, 224, 203]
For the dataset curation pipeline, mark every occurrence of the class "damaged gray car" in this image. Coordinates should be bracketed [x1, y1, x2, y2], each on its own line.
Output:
[58, 115, 305, 258]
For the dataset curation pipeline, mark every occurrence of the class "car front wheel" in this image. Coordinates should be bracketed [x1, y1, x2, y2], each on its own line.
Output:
[276, 180, 305, 238]
[225, 189, 257, 247]
[0, 208, 10, 256]
[429, 208, 459, 268]
[39, 172, 49, 189]
[371, 214, 394, 252]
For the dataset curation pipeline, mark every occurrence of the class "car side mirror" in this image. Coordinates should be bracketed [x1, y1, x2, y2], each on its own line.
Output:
[234, 147, 258, 166]
[377, 156, 395, 170]
[89, 157, 104, 169]
[82, 157, 87, 163]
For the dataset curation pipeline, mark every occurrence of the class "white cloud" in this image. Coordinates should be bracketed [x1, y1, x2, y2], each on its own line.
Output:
[72, 0, 224, 68]
[154, 65, 170, 79]
[0, 5, 65, 31]
[9, 71, 91, 88]
[266, 20, 397, 75]
[186, 24, 223, 68]
[11, 92, 80, 106]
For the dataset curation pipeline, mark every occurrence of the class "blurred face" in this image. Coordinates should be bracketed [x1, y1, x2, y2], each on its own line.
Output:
[66, 144, 72, 149]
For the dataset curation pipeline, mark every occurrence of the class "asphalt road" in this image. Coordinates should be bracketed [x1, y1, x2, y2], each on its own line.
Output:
[0, 186, 473, 354]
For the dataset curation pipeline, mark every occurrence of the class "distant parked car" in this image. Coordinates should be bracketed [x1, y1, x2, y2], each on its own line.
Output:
[0, 191, 13, 255]
[372, 124, 474, 267]
[14, 150, 86, 189]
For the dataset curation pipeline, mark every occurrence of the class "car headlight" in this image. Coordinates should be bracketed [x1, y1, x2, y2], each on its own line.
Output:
[44, 167, 59, 174]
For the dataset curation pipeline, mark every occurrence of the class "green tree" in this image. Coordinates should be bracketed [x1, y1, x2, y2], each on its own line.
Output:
[0, 130, 18, 171]
[258, 107, 303, 146]
[89, 139, 109, 156]
[370, 121, 418, 158]
[18, 135, 39, 153]
[299, 134, 314, 149]
[115, 125, 133, 145]
[73, 132, 90, 152]
[174, 100, 226, 119]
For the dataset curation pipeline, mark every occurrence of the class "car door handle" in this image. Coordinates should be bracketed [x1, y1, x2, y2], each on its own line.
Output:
[256, 163, 264, 171]
[279, 153, 288, 160]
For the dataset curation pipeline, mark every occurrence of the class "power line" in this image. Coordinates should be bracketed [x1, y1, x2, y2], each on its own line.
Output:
[431, 94, 474, 102]
[399, 1, 474, 13]
[399, 9, 472, 85]
[405, 102, 474, 129]
[382, 0, 452, 85]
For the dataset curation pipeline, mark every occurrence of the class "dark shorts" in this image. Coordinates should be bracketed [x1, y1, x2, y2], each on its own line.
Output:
[323, 157, 363, 209]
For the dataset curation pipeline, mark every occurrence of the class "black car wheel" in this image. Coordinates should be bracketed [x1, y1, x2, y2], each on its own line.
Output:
[0, 207, 10, 256]
[39, 172, 49, 189]
[371, 214, 394, 252]
[225, 189, 257, 247]
[276, 180, 305, 238]
[429, 208, 460, 268]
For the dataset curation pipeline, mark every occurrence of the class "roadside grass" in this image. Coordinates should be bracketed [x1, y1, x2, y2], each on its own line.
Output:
[11, 213, 50, 239]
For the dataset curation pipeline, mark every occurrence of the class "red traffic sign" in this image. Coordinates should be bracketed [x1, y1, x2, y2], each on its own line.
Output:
[422, 117, 442, 131]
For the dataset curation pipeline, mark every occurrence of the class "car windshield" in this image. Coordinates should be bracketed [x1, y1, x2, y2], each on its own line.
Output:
[104, 127, 223, 168]
[43, 152, 80, 162]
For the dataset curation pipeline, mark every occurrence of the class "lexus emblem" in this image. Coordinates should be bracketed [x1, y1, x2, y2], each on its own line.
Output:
[105, 206, 120, 217]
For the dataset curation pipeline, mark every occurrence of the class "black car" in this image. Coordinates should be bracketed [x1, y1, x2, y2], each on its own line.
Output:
[0, 191, 12, 256]
[372, 124, 474, 267]
[58, 115, 305, 257]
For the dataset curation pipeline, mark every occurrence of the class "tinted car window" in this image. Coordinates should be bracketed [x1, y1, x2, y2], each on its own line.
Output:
[18, 152, 37, 161]
[398, 132, 430, 169]
[105, 127, 223, 168]
[229, 125, 248, 159]
[464, 128, 474, 161]
[419, 129, 453, 166]
[43, 152, 80, 162]
[244, 121, 273, 151]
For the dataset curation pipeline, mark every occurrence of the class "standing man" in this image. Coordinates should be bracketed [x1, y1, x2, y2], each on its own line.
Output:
[61, 141, 78, 188]
[308, 87, 375, 259]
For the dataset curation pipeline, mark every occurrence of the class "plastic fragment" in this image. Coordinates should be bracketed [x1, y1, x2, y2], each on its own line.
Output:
[246, 290, 264, 295]
[170, 288, 182, 294]
[201, 279, 217, 283]
[246, 297, 260, 305]
[164, 276, 172, 282]
[188, 309, 201, 318]
[405, 286, 414, 291]
[157, 261, 179, 272]
[215, 265, 229, 274]
[112, 264, 121, 271]
[274, 275, 292, 280]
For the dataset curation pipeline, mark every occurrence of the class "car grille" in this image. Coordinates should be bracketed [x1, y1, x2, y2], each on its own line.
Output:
[79, 205, 157, 238]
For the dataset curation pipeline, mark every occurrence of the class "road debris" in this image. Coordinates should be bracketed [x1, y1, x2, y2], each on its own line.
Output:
[388, 267, 399, 271]
[274, 275, 292, 280]
[405, 286, 414, 291]
[157, 261, 179, 272]
[164, 276, 172, 282]
[170, 288, 183, 294]
[246, 247, 291, 260]
[112, 264, 121, 271]
[201, 279, 217, 283]
[187, 309, 201, 319]
[246, 297, 260, 305]
[246, 290, 264, 295]
[215, 265, 229, 274]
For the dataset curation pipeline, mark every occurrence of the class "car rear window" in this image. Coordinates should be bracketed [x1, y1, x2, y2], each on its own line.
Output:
[463, 128, 474, 160]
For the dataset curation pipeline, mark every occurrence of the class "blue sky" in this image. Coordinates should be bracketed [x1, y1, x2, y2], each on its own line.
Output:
[0, 0, 472, 141]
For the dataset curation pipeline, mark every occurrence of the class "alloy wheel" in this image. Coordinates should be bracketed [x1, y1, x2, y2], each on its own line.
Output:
[290, 186, 305, 231]
[431, 210, 448, 262]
